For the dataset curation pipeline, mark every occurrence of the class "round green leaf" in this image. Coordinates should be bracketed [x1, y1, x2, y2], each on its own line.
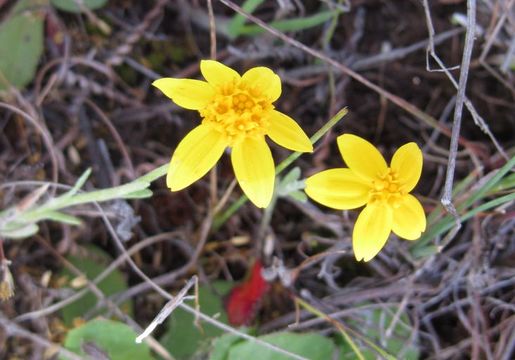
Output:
[51, 0, 108, 13]
[63, 319, 154, 360]
[0, 0, 44, 90]
[227, 332, 335, 360]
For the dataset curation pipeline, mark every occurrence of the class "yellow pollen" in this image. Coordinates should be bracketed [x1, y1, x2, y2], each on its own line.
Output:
[199, 80, 274, 146]
[368, 169, 405, 207]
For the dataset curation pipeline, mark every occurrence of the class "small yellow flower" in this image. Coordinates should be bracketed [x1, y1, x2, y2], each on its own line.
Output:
[305, 134, 426, 261]
[153, 60, 312, 208]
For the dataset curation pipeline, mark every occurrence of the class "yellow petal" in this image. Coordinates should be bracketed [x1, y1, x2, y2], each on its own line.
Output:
[152, 78, 214, 110]
[241, 67, 281, 102]
[391, 142, 423, 192]
[167, 125, 227, 191]
[231, 137, 275, 208]
[392, 194, 426, 240]
[267, 110, 313, 152]
[353, 203, 393, 262]
[200, 60, 240, 87]
[305, 169, 369, 210]
[337, 134, 387, 182]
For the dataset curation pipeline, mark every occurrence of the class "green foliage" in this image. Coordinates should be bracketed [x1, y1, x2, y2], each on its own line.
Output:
[277, 167, 307, 202]
[59, 245, 132, 326]
[0, 0, 45, 90]
[51, 0, 108, 13]
[411, 155, 515, 258]
[226, 0, 264, 37]
[237, 11, 340, 36]
[224, 0, 342, 38]
[63, 318, 154, 360]
[211, 332, 335, 360]
[0, 166, 162, 241]
[209, 333, 242, 360]
[160, 281, 233, 359]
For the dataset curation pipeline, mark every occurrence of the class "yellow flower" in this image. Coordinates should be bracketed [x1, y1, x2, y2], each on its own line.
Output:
[305, 134, 426, 261]
[153, 60, 312, 208]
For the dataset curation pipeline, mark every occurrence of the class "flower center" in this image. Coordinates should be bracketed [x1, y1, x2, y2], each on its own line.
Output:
[368, 169, 406, 207]
[199, 80, 274, 146]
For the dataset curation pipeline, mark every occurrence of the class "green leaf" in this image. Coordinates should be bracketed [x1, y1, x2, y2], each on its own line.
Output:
[124, 188, 154, 199]
[63, 168, 92, 198]
[209, 333, 244, 360]
[160, 281, 233, 360]
[226, 0, 265, 38]
[226, 332, 335, 360]
[51, 0, 108, 13]
[277, 167, 306, 200]
[288, 190, 308, 203]
[59, 245, 132, 326]
[44, 211, 82, 225]
[280, 167, 301, 188]
[237, 11, 339, 36]
[62, 318, 154, 360]
[0, 0, 45, 90]
[0, 222, 39, 239]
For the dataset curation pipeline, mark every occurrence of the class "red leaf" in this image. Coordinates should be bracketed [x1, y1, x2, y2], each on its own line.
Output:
[226, 260, 270, 326]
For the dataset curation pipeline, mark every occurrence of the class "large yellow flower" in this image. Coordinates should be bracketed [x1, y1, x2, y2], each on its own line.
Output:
[153, 60, 312, 208]
[305, 134, 426, 261]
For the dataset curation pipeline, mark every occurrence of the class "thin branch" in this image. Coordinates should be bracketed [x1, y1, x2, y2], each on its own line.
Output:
[422, 0, 508, 160]
[0, 315, 84, 360]
[438, 0, 476, 246]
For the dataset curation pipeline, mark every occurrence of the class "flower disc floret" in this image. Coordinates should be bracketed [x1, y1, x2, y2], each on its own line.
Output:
[368, 169, 406, 207]
[152, 60, 313, 208]
[305, 134, 426, 262]
[200, 80, 274, 145]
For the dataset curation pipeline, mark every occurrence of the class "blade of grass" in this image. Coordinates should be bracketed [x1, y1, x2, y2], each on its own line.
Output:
[226, 0, 264, 37]
[237, 10, 339, 36]
[295, 296, 365, 360]
[412, 155, 514, 255]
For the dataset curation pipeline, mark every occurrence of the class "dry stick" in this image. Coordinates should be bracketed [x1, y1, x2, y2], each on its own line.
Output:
[106, 0, 169, 66]
[207, 0, 219, 207]
[0, 102, 60, 186]
[218, 0, 450, 135]
[212, 178, 238, 214]
[438, 0, 476, 247]
[352, 28, 463, 71]
[0, 315, 84, 360]
[84, 99, 136, 179]
[207, 0, 217, 59]
[14, 231, 187, 322]
[422, 0, 508, 160]
[478, 0, 515, 81]
[136, 276, 197, 343]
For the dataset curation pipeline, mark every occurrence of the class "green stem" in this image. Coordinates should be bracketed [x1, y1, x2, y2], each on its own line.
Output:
[295, 296, 366, 360]
[0, 164, 169, 239]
